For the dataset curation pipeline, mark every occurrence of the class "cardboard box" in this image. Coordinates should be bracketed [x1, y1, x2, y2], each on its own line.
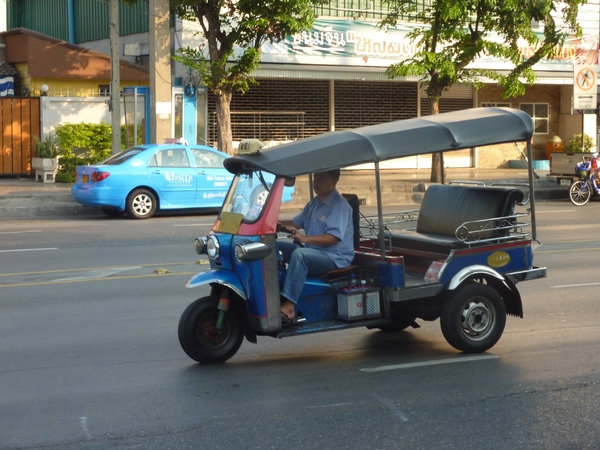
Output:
[337, 288, 381, 321]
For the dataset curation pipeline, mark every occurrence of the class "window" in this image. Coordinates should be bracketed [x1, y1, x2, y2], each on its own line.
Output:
[149, 149, 190, 167]
[191, 149, 225, 168]
[481, 102, 511, 108]
[520, 103, 549, 134]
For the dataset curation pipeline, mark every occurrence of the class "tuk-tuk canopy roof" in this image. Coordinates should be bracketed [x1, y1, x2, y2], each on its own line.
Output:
[223, 107, 534, 177]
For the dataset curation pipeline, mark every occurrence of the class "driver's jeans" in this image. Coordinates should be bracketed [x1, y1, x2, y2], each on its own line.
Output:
[277, 241, 337, 304]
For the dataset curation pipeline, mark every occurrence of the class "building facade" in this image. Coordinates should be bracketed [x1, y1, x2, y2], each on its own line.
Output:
[2, 0, 600, 168]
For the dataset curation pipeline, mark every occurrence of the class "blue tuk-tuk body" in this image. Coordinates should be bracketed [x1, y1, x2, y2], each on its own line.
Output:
[178, 108, 546, 364]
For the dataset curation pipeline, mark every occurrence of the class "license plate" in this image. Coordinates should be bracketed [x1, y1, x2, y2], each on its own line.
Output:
[82, 174, 89, 183]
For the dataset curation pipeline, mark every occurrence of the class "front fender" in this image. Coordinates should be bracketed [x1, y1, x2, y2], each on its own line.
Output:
[186, 269, 246, 300]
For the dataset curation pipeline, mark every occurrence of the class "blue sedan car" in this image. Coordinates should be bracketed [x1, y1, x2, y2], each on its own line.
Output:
[72, 142, 235, 219]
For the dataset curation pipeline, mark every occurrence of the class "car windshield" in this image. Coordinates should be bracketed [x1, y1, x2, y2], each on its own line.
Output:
[100, 147, 145, 165]
[221, 170, 276, 223]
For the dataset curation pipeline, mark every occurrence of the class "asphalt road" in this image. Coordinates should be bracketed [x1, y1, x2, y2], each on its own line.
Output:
[1, 199, 600, 450]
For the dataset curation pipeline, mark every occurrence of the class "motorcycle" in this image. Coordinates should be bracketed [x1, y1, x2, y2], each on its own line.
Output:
[569, 155, 600, 206]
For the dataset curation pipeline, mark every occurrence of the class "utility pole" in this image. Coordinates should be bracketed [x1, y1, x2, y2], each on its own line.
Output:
[109, 0, 121, 155]
[149, 0, 172, 144]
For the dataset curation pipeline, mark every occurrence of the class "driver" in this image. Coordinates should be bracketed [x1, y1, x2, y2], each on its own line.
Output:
[277, 169, 354, 325]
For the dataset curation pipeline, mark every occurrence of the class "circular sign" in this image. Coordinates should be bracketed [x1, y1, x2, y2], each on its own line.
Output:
[576, 67, 596, 91]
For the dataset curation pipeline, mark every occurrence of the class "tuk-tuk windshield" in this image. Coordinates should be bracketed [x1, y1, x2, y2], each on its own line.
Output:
[221, 170, 275, 223]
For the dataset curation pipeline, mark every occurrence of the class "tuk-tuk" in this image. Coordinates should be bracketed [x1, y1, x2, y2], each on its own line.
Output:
[178, 107, 546, 364]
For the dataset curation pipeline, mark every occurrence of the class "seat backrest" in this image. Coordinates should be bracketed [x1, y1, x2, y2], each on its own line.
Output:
[342, 193, 361, 249]
[416, 184, 524, 239]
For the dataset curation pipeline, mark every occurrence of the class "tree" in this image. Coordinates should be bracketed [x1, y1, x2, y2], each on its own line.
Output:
[171, 0, 320, 155]
[380, 0, 585, 182]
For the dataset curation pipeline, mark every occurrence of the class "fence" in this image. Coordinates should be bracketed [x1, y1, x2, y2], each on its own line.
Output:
[0, 97, 41, 176]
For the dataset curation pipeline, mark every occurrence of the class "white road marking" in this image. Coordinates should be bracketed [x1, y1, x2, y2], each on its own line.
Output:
[53, 267, 142, 281]
[80, 416, 91, 440]
[372, 393, 409, 421]
[360, 354, 499, 373]
[550, 282, 600, 289]
[0, 247, 57, 253]
[536, 210, 575, 213]
[305, 402, 353, 409]
[0, 230, 42, 234]
[173, 222, 215, 227]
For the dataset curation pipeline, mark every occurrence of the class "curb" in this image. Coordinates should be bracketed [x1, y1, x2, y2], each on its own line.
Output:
[0, 185, 569, 219]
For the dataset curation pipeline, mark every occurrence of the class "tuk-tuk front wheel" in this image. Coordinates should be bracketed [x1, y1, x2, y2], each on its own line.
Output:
[178, 296, 244, 364]
[440, 282, 506, 353]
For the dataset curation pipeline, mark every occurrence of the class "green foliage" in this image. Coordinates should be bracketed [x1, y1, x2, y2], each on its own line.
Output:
[54, 122, 114, 159]
[53, 122, 123, 183]
[121, 123, 144, 147]
[381, 0, 585, 100]
[564, 133, 595, 153]
[33, 134, 60, 158]
[55, 154, 97, 183]
[171, 0, 319, 153]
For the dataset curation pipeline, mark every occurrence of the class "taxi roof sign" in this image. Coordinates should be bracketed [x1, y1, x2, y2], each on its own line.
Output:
[164, 137, 188, 145]
[237, 139, 265, 156]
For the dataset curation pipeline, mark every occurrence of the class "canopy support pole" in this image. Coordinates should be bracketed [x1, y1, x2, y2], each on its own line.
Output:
[526, 141, 537, 241]
[374, 161, 386, 259]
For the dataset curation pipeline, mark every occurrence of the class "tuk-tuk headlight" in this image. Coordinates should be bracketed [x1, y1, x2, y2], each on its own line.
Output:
[207, 235, 220, 259]
[235, 242, 271, 262]
[194, 236, 208, 255]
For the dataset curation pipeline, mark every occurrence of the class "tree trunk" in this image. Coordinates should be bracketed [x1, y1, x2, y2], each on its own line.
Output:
[429, 97, 442, 183]
[215, 91, 234, 155]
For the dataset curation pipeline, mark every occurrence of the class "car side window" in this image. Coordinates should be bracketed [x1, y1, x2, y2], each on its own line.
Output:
[192, 149, 224, 168]
[151, 149, 191, 168]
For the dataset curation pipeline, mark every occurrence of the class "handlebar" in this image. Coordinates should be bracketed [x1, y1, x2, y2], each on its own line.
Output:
[276, 223, 295, 234]
[276, 223, 305, 247]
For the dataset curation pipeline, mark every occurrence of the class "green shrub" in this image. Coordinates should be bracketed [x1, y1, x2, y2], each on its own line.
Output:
[54, 122, 114, 158]
[52, 122, 146, 183]
[53, 122, 126, 183]
[564, 133, 595, 153]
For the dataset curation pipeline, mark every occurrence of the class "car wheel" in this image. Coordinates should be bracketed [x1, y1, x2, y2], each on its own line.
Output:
[126, 189, 157, 219]
[100, 207, 124, 218]
[250, 185, 270, 205]
[178, 296, 244, 364]
[440, 282, 506, 353]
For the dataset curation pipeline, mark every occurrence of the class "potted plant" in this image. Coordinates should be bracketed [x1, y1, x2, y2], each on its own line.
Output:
[32, 134, 60, 182]
[564, 133, 595, 153]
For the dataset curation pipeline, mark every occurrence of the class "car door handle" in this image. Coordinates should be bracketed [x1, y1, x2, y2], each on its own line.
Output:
[197, 171, 207, 175]
[150, 170, 161, 174]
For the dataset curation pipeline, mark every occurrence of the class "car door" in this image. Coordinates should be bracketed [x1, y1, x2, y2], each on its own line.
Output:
[147, 148, 196, 207]
[190, 148, 233, 207]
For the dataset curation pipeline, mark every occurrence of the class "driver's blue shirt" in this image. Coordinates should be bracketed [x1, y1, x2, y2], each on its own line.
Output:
[292, 189, 354, 268]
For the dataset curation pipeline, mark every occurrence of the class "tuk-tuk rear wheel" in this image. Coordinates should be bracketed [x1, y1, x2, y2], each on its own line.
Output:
[178, 296, 244, 364]
[440, 282, 506, 353]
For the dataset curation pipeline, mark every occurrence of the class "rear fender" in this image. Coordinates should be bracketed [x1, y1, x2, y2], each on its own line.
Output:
[447, 265, 523, 318]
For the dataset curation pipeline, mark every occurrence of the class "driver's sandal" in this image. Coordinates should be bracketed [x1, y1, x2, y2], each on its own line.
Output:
[281, 311, 306, 327]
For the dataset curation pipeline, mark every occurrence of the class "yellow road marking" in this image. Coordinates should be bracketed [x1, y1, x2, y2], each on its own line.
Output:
[0, 271, 198, 288]
[0, 262, 199, 278]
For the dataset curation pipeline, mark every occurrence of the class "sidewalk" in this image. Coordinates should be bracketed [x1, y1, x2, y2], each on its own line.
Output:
[0, 168, 569, 219]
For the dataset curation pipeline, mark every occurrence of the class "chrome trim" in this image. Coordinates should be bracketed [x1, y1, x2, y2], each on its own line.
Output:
[505, 267, 547, 283]
[447, 265, 504, 290]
